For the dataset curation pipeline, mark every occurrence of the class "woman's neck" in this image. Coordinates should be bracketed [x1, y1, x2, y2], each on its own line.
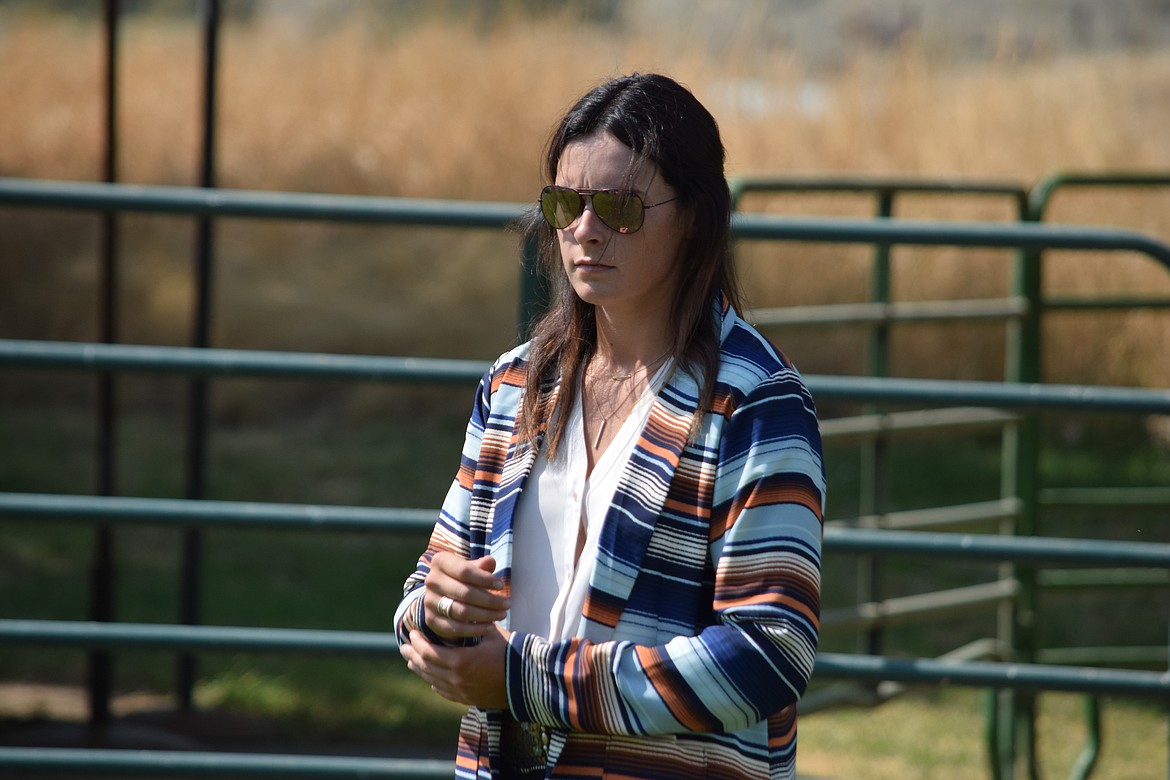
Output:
[592, 306, 673, 377]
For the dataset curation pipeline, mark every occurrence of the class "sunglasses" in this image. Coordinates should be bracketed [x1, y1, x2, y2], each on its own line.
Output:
[539, 185, 678, 234]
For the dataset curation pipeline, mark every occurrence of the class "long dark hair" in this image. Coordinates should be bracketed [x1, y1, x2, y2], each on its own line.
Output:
[520, 73, 740, 453]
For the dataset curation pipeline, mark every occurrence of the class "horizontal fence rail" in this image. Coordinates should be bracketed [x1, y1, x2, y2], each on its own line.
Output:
[828, 497, 1022, 532]
[730, 174, 1029, 201]
[823, 527, 1170, 567]
[750, 297, 1030, 327]
[1028, 171, 1170, 219]
[2, 496, 1166, 567]
[3, 338, 1170, 414]
[819, 408, 1018, 442]
[0, 338, 489, 384]
[0, 618, 1166, 700]
[3, 177, 1170, 270]
[0, 492, 437, 533]
[0, 177, 527, 228]
[730, 214, 1170, 268]
[0, 748, 454, 779]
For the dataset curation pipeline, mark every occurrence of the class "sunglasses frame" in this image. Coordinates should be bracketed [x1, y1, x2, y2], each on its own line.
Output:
[539, 185, 678, 235]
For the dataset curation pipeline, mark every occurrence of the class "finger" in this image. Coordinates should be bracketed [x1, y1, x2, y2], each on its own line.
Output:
[426, 585, 509, 622]
[409, 640, 475, 705]
[431, 553, 507, 598]
[404, 632, 452, 685]
[400, 642, 432, 683]
[457, 601, 511, 626]
[425, 594, 505, 639]
[471, 555, 500, 580]
[435, 593, 509, 627]
[428, 680, 470, 706]
[408, 630, 450, 666]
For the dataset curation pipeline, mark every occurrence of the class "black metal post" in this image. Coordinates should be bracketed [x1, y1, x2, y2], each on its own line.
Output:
[88, 0, 120, 730]
[177, 0, 219, 711]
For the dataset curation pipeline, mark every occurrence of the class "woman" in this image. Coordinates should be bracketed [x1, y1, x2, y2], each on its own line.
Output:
[396, 73, 825, 780]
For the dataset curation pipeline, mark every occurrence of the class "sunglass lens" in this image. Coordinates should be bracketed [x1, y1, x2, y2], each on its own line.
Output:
[540, 187, 582, 229]
[593, 191, 644, 234]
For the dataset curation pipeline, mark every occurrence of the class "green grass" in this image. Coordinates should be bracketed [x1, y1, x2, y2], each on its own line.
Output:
[1, 382, 1167, 768]
[799, 688, 1168, 780]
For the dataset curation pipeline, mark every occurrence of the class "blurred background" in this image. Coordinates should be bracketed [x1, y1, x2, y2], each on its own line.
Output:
[3, 0, 1170, 378]
[1, 1, 1168, 777]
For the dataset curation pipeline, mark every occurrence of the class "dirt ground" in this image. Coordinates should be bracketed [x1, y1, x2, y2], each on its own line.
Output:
[0, 682, 442, 759]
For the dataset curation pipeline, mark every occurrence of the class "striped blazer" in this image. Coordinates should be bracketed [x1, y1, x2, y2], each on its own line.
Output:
[395, 299, 825, 779]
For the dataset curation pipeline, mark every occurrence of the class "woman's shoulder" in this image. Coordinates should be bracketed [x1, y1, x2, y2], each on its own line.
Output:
[491, 340, 534, 371]
[717, 310, 803, 392]
[478, 340, 535, 395]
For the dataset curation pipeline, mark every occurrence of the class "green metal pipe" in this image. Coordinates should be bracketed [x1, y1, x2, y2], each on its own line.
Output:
[823, 527, 1170, 567]
[0, 177, 527, 228]
[4, 339, 1169, 414]
[819, 408, 1018, 444]
[1039, 487, 1170, 507]
[1046, 295, 1170, 311]
[0, 619, 1166, 698]
[750, 297, 1028, 327]
[728, 213, 1170, 270]
[1040, 647, 1168, 667]
[829, 498, 1022, 533]
[820, 579, 1016, 632]
[814, 652, 1170, 699]
[3, 178, 1168, 267]
[1039, 569, 1170, 589]
[805, 374, 1170, 414]
[0, 492, 436, 533]
[0, 619, 400, 655]
[728, 174, 1027, 211]
[0, 338, 489, 384]
[1068, 696, 1102, 780]
[984, 688, 1005, 780]
[1028, 172, 1170, 222]
[2, 494, 1164, 567]
[0, 747, 453, 778]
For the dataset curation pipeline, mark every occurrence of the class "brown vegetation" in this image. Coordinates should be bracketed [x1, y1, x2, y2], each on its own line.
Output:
[2, 5, 1169, 386]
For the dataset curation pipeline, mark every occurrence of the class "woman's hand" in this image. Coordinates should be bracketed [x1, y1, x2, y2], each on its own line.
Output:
[424, 552, 510, 640]
[401, 624, 512, 709]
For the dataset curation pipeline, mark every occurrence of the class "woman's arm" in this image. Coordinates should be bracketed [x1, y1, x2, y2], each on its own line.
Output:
[393, 363, 496, 646]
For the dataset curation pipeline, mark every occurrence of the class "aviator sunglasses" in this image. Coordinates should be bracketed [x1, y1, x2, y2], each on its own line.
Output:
[539, 185, 678, 235]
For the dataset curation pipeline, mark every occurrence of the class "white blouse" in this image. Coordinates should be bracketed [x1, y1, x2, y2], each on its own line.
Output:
[509, 360, 674, 641]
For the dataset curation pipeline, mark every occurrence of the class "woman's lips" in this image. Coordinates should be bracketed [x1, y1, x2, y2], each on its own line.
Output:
[575, 258, 613, 269]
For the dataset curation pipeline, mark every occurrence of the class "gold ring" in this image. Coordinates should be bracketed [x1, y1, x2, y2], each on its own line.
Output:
[437, 595, 454, 620]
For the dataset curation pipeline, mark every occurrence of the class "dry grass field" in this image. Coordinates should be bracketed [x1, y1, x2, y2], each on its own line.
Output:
[2, 3, 1169, 387]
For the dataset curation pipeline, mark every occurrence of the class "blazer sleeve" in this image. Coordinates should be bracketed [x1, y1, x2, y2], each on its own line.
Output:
[392, 361, 496, 647]
[505, 367, 824, 736]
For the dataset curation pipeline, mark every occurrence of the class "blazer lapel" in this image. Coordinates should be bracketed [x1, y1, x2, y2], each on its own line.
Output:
[484, 381, 556, 588]
[580, 366, 702, 631]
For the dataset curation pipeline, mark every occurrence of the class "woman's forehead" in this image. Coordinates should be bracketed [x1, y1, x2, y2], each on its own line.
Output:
[556, 133, 658, 189]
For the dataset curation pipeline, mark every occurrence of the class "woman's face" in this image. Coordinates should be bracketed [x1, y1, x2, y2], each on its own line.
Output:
[553, 133, 690, 320]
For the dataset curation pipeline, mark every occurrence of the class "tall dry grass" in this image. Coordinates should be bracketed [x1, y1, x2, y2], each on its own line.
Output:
[2, 5, 1169, 387]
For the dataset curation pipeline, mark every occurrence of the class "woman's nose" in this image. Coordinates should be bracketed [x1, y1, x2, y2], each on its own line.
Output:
[572, 200, 606, 240]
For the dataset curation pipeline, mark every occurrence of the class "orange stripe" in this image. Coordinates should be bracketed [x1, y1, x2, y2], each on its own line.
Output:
[712, 592, 820, 625]
[581, 592, 623, 628]
[720, 482, 823, 538]
[768, 704, 798, 748]
[490, 361, 527, 394]
[635, 647, 714, 732]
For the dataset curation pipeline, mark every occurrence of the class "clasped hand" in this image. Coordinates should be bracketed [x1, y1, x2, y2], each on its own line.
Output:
[400, 552, 512, 709]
